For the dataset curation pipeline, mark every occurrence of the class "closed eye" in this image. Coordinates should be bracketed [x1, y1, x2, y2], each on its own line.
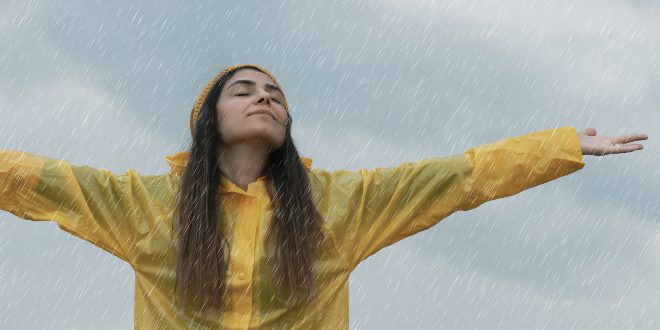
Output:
[236, 93, 282, 104]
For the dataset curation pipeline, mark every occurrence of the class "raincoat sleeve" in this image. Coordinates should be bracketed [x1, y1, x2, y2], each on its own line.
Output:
[0, 150, 150, 265]
[316, 126, 586, 268]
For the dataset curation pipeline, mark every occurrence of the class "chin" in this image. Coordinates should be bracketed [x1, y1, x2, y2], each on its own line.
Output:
[249, 133, 285, 150]
[229, 125, 285, 148]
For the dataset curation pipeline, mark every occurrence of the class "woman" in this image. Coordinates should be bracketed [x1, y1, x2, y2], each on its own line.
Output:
[0, 63, 648, 329]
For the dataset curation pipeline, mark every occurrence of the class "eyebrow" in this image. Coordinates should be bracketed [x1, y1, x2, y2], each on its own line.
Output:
[227, 79, 284, 96]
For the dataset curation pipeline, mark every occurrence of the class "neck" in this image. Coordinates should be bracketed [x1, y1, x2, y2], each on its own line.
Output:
[216, 141, 270, 192]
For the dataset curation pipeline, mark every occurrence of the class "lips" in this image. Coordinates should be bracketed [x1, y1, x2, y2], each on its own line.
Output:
[248, 109, 275, 120]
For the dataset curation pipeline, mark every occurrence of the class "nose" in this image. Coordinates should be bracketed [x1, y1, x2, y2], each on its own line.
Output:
[255, 89, 272, 105]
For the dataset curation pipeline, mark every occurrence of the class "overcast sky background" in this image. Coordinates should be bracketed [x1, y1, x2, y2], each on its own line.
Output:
[1, 0, 658, 329]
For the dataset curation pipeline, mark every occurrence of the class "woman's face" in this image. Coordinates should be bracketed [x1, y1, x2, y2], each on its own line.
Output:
[216, 69, 288, 150]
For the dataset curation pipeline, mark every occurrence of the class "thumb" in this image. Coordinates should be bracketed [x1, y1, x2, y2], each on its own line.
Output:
[582, 127, 597, 136]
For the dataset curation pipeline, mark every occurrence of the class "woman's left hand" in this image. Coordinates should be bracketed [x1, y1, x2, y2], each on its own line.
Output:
[578, 127, 648, 156]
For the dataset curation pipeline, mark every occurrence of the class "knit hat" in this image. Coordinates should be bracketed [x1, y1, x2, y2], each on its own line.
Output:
[189, 64, 290, 136]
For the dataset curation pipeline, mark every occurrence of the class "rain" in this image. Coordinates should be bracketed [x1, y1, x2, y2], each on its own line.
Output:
[0, 0, 658, 328]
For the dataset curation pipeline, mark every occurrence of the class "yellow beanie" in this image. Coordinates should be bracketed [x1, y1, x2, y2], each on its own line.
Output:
[189, 64, 289, 136]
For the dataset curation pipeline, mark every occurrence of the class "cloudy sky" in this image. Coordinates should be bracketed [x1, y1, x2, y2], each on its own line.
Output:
[1, 0, 658, 328]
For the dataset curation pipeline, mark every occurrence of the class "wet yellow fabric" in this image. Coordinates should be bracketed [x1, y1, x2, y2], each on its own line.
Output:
[0, 126, 585, 329]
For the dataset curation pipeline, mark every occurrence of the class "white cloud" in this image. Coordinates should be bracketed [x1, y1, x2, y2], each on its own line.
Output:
[388, 0, 659, 96]
[1, 73, 178, 175]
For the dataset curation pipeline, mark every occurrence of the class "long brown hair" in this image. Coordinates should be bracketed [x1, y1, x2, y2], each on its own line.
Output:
[173, 66, 324, 312]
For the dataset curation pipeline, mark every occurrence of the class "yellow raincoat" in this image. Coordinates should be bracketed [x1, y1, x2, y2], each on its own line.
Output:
[0, 126, 585, 329]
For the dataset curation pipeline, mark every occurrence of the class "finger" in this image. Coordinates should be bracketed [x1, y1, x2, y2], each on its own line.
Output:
[612, 133, 648, 144]
[582, 128, 597, 136]
[606, 144, 644, 155]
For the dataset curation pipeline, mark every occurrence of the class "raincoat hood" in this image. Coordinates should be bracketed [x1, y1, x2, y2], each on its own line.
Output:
[164, 150, 313, 177]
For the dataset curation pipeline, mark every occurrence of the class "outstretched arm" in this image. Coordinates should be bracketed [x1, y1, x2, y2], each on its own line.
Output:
[316, 126, 589, 268]
[0, 150, 165, 267]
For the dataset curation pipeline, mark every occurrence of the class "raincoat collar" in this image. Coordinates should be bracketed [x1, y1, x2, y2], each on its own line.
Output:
[165, 151, 313, 190]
